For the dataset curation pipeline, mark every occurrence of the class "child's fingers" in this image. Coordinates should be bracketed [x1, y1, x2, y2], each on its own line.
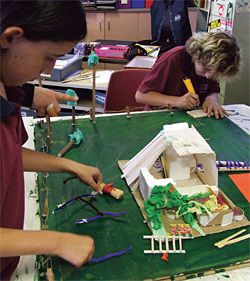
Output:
[55, 92, 79, 102]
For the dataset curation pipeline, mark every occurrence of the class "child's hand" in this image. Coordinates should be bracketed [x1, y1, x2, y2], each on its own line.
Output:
[202, 94, 227, 119]
[70, 162, 102, 192]
[55, 233, 94, 267]
[174, 93, 200, 109]
[32, 87, 79, 116]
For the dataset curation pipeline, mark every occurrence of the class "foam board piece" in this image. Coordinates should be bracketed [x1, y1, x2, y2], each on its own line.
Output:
[197, 213, 219, 226]
[163, 123, 214, 156]
[176, 184, 212, 197]
[162, 123, 218, 187]
[164, 146, 196, 181]
[139, 167, 175, 200]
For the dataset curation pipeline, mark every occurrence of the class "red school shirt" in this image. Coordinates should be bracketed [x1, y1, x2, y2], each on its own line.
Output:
[0, 87, 28, 281]
[137, 46, 220, 108]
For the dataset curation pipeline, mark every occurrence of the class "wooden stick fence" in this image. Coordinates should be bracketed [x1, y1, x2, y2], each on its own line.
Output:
[143, 235, 193, 254]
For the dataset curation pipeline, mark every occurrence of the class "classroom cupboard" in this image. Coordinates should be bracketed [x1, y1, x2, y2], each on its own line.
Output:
[85, 10, 151, 43]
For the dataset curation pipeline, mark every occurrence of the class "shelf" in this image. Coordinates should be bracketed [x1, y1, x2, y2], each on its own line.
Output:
[30, 69, 111, 113]
[31, 69, 113, 91]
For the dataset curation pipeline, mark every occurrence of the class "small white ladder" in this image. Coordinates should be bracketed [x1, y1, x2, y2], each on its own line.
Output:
[143, 235, 193, 254]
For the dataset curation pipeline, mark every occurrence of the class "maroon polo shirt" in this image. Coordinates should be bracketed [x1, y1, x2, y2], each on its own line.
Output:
[0, 87, 28, 281]
[138, 46, 220, 109]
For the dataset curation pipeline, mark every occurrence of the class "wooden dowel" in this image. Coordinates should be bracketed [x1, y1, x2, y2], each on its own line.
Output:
[72, 106, 76, 131]
[38, 76, 43, 88]
[126, 106, 131, 119]
[57, 139, 75, 157]
[38, 76, 53, 147]
[92, 67, 96, 123]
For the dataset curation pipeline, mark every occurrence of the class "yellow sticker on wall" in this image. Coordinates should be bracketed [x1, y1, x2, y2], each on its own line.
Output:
[208, 19, 221, 30]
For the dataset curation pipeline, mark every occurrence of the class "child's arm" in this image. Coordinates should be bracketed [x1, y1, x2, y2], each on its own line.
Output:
[135, 90, 200, 109]
[0, 228, 94, 267]
[22, 148, 102, 191]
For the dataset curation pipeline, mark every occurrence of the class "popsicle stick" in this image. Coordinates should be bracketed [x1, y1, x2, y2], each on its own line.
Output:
[224, 234, 250, 246]
[214, 229, 246, 248]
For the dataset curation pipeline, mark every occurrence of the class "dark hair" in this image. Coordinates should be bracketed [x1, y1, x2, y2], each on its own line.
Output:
[1, 0, 87, 42]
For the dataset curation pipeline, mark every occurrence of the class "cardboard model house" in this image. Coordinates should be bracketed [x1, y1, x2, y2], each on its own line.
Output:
[120, 123, 249, 237]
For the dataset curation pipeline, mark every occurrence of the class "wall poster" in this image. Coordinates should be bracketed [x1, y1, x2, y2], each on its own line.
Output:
[207, 0, 236, 33]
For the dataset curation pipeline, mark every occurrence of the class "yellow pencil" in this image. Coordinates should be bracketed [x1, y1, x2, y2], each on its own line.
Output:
[183, 77, 196, 96]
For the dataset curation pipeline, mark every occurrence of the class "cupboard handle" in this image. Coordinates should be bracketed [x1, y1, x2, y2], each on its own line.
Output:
[99, 22, 102, 31]
[108, 22, 110, 31]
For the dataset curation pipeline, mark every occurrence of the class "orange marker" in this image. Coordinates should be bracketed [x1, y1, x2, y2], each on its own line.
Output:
[183, 78, 196, 96]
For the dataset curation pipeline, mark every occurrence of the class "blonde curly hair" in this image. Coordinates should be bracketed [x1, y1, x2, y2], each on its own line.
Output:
[185, 32, 240, 79]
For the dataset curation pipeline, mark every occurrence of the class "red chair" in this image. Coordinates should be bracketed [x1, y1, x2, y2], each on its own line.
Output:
[104, 69, 150, 113]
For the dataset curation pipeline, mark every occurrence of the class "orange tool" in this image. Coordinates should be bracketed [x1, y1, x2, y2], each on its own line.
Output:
[183, 78, 196, 96]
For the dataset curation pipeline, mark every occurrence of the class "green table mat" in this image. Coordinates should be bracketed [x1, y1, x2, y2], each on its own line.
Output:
[34, 110, 250, 280]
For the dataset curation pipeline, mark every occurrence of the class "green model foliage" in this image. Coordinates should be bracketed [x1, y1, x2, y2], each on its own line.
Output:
[144, 183, 213, 233]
